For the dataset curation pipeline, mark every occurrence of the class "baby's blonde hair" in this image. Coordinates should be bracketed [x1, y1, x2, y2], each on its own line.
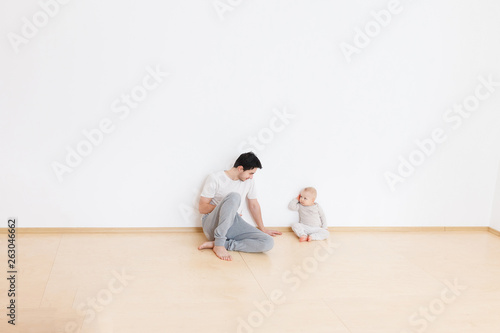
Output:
[303, 187, 317, 201]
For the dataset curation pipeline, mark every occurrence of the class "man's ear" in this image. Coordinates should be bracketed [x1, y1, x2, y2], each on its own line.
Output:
[237, 166, 244, 172]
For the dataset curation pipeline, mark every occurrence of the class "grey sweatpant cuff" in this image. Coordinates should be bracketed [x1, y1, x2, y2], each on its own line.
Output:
[214, 237, 226, 247]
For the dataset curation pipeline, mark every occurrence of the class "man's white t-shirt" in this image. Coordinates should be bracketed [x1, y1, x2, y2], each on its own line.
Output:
[200, 170, 257, 216]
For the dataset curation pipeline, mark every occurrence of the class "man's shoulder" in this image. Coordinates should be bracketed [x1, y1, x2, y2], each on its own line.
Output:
[206, 170, 234, 189]
[206, 170, 225, 180]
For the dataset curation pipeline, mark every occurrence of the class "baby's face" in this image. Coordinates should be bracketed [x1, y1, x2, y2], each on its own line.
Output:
[299, 190, 315, 206]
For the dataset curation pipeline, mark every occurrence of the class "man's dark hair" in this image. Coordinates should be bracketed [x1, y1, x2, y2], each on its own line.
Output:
[233, 152, 262, 171]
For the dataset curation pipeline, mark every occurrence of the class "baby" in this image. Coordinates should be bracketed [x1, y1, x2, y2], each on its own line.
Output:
[288, 187, 329, 242]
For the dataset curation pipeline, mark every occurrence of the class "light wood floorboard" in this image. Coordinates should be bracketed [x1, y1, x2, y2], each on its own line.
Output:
[1, 231, 499, 332]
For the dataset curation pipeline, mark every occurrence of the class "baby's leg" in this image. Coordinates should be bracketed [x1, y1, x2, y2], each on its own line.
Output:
[307, 227, 330, 241]
[300, 224, 329, 241]
[291, 223, 307, 241]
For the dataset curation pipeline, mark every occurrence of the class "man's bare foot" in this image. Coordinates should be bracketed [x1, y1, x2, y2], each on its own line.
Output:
[213, 245, 232, 261]
[307, 235, 312, 242]
[198, 241, 214, 250]
[198, 242, 232, 261]
[299, 235, 308, 242]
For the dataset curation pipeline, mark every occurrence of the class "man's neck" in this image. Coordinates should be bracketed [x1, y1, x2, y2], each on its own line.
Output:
[224, 168, 240, 181]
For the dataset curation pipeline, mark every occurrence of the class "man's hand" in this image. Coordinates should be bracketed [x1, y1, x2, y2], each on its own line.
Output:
[248, 199, 281, 237]
[259, 227, 282, 237]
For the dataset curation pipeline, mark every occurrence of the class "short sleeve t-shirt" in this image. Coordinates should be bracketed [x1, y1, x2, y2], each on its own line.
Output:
[200, 170, 257, 215]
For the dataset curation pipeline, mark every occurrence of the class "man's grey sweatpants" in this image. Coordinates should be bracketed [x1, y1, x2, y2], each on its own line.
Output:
[201, 192, 274, 252]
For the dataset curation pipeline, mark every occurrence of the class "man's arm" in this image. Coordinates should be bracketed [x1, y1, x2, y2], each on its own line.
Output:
[247, 198, 282, 237]
[199, 196, 216, 215]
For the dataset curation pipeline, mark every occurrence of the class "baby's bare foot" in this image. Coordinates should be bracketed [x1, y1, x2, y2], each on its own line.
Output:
[213, 245, 232, 261]
[299, 235, 308, 242]
[198, 241, 214, 250]
[307, 235, 312, 242]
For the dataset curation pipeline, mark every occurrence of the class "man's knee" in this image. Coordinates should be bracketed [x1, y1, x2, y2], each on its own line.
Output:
[261, 235, 274, 252]
[224, 192, 241, 205]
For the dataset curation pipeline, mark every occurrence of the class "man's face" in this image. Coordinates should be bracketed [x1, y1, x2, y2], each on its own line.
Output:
[238, 167, 258, 181]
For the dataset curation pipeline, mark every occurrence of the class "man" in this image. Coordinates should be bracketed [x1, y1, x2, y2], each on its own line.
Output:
[197, 152, 282, 261]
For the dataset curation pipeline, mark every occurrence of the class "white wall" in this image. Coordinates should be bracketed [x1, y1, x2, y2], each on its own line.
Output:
[1, 0, 500, 228]
[490, 163, 500, 232]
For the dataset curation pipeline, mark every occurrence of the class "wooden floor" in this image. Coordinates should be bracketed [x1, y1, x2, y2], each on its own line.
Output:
[1, 231, 500, 333]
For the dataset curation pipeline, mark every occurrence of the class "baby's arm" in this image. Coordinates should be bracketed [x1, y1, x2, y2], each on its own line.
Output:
[288, 197, 300, 211]
[318, 204, 327, 229]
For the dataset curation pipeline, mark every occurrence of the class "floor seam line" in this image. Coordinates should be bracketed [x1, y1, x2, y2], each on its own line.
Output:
[239, 253, 271, 301]
[321, 298, 353, 333]
[38, 233, 63, 308]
